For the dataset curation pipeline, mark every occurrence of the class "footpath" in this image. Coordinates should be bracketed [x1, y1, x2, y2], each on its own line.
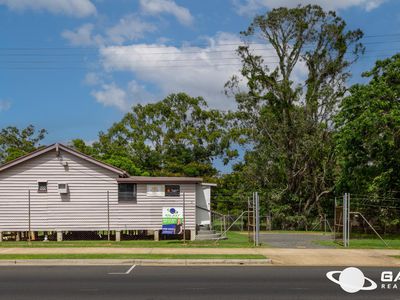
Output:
[0, 247, 399, 266]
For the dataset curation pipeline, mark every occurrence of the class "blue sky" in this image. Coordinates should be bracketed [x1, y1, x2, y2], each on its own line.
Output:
[0, 0, 400, 167]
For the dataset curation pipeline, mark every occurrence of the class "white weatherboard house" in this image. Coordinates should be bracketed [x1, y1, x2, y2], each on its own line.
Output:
[0, 143, 215, 241]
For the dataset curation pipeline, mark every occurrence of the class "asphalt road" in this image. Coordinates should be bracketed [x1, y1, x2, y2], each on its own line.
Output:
[259, 232, 334, 248]
[0, 266, 397, 299]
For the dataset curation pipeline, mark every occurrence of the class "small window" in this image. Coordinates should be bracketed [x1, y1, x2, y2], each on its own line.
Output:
[118, 183, 137, 202]
[38, 181, 47, 193]
[165, 185, 180, 197]
[146, 184, 164, 196]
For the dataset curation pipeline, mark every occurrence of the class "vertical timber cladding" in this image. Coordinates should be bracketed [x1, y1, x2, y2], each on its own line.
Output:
[113, 183, 196, 231]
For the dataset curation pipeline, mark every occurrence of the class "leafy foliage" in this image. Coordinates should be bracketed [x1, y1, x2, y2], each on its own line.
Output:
[335, 54, 400, 197]
[225, 5, 363, 228]
[0, 125, 47, 164]
[72, 93, 235, 177]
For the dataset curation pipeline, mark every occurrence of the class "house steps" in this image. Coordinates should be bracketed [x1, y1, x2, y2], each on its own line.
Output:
[195, 225, 227, 241]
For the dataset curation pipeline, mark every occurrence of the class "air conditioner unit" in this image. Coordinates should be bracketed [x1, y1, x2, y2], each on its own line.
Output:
[58, 183, 69, 194]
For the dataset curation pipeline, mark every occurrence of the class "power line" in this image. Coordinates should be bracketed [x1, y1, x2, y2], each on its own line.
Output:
[0, 54, 396, 70]
[0, 31, 400, 50]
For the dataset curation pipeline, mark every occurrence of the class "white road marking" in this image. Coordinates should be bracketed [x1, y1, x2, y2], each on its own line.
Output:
[108, 264, 136, 275]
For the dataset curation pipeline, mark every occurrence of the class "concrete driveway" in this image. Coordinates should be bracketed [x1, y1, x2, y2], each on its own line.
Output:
[259, 232, 334, 249]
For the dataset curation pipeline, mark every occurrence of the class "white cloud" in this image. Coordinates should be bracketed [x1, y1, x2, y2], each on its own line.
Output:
[62, 23, 103, 46]
[234, 0, 386, 15]
[62, 15, 156, 46]
[0, 0, 96, 17]
[91, 80, 154, 111]
[140, 0, 193, 26]
[0, 100, 11, 112]
[91, 83, 130, 111]
[105, 14, 156, 44]
[83, 72, 103, 86]
[98, 32, 279, 109]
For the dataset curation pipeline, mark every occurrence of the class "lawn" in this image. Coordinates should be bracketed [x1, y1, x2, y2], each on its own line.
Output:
[315, 239, 400, 249]
[0, 232, 259, 248]
[0, 253, 266, 260]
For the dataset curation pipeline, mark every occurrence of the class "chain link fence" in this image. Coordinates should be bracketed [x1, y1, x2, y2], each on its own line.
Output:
[334, 193, 400, 247]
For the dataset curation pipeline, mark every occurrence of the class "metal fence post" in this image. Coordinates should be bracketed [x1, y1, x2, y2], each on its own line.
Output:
[343, 193, 350, 248]
[223, 215, 226, 233]
[343, 193, 347, 247]
[348, 193, 350, 247]
[252, 193, 256, 245]
[107, 191, 110, 241]
[334, 197, 337, 238]
[255, 192, 260, 246]
[28, 190, 31, 243]
[183, 192, 186, 244]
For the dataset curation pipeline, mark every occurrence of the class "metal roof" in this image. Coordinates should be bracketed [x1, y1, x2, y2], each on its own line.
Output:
[117, 176, 203, 184]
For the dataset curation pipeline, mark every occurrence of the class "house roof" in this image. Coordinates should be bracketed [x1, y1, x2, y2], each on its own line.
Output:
[117, 176, 203, 184]
[0, 143, 209, 184]
[0, 143, 129, 177]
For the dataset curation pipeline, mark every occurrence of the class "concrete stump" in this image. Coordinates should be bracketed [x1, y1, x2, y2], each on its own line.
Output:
[154, 230, 160, 241]
[190, 230, 196, 241]
[57, 231, 63, 242]
[115, 231, 121, 242]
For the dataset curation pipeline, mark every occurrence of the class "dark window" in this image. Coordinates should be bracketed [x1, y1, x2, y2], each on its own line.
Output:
[118, 183, 137, 202]
[165, 185, 180, 197]
[38, 182, 47, 193]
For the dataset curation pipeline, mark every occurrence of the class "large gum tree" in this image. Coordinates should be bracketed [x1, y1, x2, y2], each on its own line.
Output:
[227, 5, 364, 227]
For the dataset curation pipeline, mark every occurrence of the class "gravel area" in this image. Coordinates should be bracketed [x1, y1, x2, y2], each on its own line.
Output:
[259, 233, 334, 248]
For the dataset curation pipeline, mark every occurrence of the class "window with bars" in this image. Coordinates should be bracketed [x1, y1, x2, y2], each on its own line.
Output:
[38, 181, 47, 193]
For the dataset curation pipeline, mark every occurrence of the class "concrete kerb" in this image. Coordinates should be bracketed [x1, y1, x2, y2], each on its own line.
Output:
[0, 258, 272, 266]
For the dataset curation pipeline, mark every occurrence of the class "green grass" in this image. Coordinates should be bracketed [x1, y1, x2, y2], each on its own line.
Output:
[0, 232, 258, 248]
[315, 239, 400, 249]
[0, 254, 266, 260]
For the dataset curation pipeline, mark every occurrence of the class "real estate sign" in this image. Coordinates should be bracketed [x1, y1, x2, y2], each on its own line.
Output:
[162, 207, 183, 235]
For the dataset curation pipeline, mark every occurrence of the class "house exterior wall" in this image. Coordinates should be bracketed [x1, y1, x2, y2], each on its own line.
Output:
[0, 149, 196, 231]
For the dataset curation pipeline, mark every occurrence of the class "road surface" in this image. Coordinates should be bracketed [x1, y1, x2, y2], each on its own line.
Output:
[0, 266, 396, 299]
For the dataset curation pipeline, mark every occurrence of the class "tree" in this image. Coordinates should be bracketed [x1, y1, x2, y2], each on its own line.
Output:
[73, 93, 235, 177]
[0, 125, 47, 164]
[335, 54, 400, 197]
[227, 5, 363, 227]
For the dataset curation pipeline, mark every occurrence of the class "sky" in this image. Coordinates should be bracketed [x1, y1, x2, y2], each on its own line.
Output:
[0, 0, 400, 161]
